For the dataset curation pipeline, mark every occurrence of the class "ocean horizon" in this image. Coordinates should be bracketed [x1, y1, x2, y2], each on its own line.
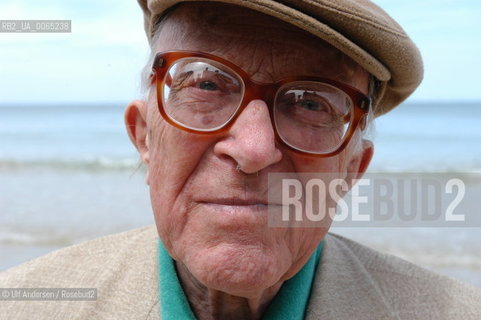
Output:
[1, 101, 480, 172]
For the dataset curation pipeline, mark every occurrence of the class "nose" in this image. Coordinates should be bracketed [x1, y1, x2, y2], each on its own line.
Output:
[214, 100, 283, 174]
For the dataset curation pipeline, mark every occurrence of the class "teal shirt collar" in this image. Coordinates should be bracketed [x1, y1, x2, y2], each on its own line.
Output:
[158, 240, 323, 319]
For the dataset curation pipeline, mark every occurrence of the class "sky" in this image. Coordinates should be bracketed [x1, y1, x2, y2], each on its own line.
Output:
[0, 0, 480, 104]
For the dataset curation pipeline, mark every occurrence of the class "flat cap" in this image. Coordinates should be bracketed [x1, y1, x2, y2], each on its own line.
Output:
[137, 0, 423, 116]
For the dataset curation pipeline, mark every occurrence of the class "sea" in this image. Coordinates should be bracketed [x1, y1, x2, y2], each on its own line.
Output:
[1, 101, 481, 287]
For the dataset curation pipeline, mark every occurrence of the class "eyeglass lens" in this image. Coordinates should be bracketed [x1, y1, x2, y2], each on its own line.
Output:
[161, 57, 354, 154]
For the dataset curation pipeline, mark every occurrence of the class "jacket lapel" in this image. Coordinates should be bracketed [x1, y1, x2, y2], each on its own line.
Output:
[305, 234, 397, 320]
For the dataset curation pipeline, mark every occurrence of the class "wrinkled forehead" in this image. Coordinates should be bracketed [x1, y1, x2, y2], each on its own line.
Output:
[153, 2, 368, 88]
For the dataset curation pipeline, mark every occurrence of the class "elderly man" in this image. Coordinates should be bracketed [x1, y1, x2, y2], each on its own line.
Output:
[2, 0, 481, 319]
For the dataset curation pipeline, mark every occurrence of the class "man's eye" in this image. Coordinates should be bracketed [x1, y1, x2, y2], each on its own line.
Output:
[198, 81, 218, 91]
[298, 100, 321, 111]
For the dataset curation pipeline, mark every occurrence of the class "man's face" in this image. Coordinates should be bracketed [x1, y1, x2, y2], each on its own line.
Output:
[127, 3, 372, 297]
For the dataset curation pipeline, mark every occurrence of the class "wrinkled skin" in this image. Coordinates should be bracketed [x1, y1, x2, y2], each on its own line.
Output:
[125, 3, 373, 319]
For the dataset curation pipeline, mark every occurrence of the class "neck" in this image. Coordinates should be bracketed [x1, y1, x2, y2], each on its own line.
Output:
[175, 262, 283, 320]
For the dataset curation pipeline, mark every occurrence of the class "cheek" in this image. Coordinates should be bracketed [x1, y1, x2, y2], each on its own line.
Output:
[146, 122, 214, 250]
[288, 131, 363, 175]
[290, 153, 346, 174]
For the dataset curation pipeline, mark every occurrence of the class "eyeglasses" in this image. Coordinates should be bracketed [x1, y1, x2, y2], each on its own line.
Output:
[151, 51, 371, 157]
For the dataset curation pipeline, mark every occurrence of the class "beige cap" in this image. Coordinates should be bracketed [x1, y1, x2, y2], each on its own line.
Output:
[137, 0, 423, 116]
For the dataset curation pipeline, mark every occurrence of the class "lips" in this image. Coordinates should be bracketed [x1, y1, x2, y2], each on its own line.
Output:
[191, 195, 286, 231]
[198, 197, 268, 206]
[194, 198, 285, 224]
[196, 195, 288, 208]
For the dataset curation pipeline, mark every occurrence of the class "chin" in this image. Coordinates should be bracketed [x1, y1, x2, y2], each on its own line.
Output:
[185, 243, 290, 297]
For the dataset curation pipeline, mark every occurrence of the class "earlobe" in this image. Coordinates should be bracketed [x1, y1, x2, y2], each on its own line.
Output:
[124, 100, 150, 165]
[346, 139, 374, 181]
[355, 139, 374, 178]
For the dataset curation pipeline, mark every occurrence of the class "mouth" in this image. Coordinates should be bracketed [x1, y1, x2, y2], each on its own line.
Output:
[197, 197, 283, 207]
[200, 198, 265, 206]
[194, 198, 286, 228]
[196, 198, 284, 218]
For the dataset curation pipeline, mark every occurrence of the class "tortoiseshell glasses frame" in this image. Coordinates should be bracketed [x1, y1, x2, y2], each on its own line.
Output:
[151, 50, 371, 157]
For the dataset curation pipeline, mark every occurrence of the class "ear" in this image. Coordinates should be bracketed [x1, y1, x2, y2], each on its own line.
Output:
[124, 100, 150, 165]
[346, 139, 374, 181]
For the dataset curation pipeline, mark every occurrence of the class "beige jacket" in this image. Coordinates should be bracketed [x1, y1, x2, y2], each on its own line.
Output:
[1, 225, 480, 319]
